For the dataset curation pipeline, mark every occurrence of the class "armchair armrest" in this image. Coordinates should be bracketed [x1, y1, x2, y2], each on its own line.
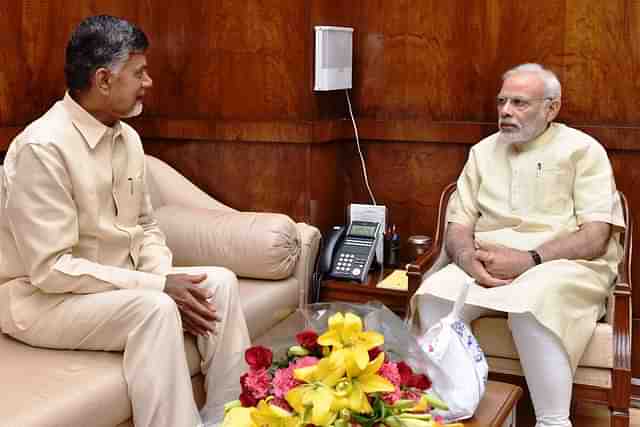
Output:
[611, 282, 632, 409]
[292, 223, 321, 308]
[407, 182, 457, 297]
[154, 205, 301, 280]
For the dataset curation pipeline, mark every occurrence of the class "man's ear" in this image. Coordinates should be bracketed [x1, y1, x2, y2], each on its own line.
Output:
[546, 98, 561, 122]
[93, 67, 112, 95]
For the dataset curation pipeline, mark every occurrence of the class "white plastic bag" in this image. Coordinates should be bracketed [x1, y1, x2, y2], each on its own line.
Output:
[416, 280, 488, 421]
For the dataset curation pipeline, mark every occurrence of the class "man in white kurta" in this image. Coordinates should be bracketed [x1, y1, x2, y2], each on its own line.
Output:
[411, 64, 624, 427]
[0, 15, 249, 427]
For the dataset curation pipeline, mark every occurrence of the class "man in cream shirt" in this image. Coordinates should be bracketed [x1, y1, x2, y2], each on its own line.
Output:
[410, 63, 624, 427]
[0, 15, 249, 427]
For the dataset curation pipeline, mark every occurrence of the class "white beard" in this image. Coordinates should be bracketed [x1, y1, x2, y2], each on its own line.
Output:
[498, 122, 547, 145]
[123, 101, 143, 118]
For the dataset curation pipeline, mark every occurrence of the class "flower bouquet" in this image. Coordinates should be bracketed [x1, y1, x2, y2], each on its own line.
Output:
[221, 309, 463, 427]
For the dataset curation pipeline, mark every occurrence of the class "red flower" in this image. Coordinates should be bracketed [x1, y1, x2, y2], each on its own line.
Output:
[239, 390, 258, 407]
[408, 373, 431, 390]
[295, 330, 319, 350]
[245, 345, 273, 370]
[396, 361, 413, 385]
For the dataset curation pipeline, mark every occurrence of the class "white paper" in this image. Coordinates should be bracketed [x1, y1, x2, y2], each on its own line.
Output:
[349, 203, 386, 266]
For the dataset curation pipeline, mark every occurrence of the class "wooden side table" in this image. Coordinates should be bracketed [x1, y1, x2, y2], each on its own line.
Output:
[319, 268, 408, 316]
[465, 381, 522, 427]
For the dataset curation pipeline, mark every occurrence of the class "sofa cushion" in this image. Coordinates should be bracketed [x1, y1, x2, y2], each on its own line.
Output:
[155, 206, 300, 280]
[486, 356, 612, 389]
[473, 316, 613, 369]
[0, 332, 205, 427]
[0, 333, 130, 427]
[238, 276, 299, 340]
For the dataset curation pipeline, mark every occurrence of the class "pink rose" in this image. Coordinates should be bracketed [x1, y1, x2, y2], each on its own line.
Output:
[245, 345, 273, 370]
[240, 368, 271, 401]
[295, 330, 319, 350]
[272, 366, 300, 399]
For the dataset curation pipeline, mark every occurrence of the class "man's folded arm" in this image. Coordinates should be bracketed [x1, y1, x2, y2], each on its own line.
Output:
[5, 143, 165, 293]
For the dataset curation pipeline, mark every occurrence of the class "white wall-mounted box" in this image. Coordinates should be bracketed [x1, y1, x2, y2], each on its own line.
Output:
[314, 26, 353, 91]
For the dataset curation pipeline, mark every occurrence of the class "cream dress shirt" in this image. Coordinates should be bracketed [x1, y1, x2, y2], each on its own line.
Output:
[0, 93, 172, 333]
[412, 123, 625, 370]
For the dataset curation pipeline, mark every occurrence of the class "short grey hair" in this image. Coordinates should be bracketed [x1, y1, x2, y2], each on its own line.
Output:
[65, 15, 149, 93]
[502, 63, 562, 99]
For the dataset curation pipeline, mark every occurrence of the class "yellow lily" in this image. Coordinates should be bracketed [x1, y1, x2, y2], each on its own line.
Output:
[317, 312, 385, 374]
[251, 399, 301, 427]
[333, 352, 395, 414]
[286, 382, 337, 426]
[222, 406, 256, 427]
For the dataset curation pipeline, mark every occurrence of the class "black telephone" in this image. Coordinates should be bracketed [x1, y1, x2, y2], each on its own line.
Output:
[318, 221, 380, 283]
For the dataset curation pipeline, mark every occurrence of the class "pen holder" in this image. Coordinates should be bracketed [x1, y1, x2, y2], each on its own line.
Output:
[384, 234, 401, 268]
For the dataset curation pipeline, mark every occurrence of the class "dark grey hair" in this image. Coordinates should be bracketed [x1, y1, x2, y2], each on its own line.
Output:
[502, 63, 562, 99]
[64, 15, 149, 93]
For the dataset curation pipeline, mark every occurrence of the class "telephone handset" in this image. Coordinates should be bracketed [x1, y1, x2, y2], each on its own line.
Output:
[319, 221, 380, 283]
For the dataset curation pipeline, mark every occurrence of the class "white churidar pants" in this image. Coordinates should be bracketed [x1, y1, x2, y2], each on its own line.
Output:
[3, 266, 250, 427]
[419, 295, 573, 427]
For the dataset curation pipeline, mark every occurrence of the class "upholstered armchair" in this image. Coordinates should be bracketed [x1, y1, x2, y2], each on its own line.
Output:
[407, 182, 633, 427]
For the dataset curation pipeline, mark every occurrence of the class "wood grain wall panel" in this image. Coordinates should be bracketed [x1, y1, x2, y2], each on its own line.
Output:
[143, 139, 310, 221]
[308, 141, 344, 233]
[0, 1, 315, 137]
[0, 0, 150, 127]
[341, 140, 469, 260]
[563, 1, 640, 124]
[609, 150, 640, 312]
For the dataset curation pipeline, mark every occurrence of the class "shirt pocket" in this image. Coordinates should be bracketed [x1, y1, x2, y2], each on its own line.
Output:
[535, 166, 571, 215]
[115, 172, 144, 227]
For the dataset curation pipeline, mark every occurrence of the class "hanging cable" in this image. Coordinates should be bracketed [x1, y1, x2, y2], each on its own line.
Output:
[345, 89, 377, 205]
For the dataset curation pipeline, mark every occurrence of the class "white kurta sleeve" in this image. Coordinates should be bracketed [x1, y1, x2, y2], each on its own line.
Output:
[573, 140, 625, 230]
[135, 168, 173, 275]
[5, 143, 165, 293]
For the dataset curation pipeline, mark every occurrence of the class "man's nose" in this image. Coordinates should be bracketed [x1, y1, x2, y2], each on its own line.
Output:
[143, 72, 153, 88]
[499, 103, 513, 117]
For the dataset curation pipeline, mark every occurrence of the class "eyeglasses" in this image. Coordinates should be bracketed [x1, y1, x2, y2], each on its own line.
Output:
[496, 96, 553, 111]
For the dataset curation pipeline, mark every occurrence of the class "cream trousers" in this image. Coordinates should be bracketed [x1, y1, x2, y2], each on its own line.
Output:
[3, 266, 250, 427]
[419, 295, 573, 427]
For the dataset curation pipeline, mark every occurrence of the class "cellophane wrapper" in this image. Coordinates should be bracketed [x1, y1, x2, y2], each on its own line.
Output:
[202, 301, 436, 427]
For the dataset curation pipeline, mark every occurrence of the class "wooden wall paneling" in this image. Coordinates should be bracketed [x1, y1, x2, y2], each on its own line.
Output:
[341, 140, 468, 261]
[308, 141, 344, 233]
[403, 0, 499, 122]
[143, 140, 309, 221]
[0, 0, 149, 128]
[136, 1, 215, 119]
[610, 151, 640, 316]
[563, 0, 640, 124]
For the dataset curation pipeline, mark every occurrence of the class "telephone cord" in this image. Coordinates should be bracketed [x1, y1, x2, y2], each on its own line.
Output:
[345, 89, 377, 205]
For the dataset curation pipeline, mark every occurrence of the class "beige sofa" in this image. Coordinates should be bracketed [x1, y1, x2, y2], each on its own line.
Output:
[0, 155, 321, 427]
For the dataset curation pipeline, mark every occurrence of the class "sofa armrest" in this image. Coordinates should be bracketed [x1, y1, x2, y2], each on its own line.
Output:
[155, 205, 301, 280]
[291, 222, 321, 308]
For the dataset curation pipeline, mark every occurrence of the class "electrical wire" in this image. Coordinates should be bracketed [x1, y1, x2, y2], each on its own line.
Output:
[345, 89, 377, 205]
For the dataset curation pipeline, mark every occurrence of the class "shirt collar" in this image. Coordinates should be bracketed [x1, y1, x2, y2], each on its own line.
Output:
[63, 92, 122, 149]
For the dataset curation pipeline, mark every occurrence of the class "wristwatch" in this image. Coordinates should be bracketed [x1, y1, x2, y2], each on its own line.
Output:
[528, 250, 543, 265]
